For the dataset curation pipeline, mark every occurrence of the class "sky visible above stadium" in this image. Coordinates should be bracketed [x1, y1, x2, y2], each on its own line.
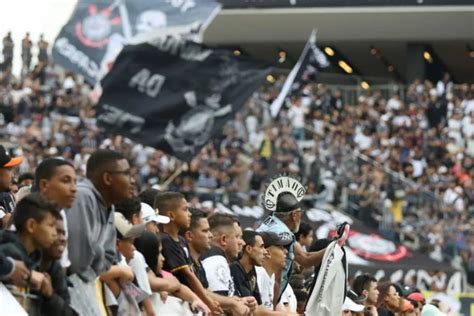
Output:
[0, 0, 77, 75]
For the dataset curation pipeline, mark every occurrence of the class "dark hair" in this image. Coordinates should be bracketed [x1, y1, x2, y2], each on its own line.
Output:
[115, 197, 141, 222]
[189, 208, 207, 231]
[353, 273, 378, 296]
[134, 232, 161, 273]
[13, 193, 61, 233]
[33, 158, 73, 191]
[242, 230, 261, 248]
[154, 191, 185, 215]
[86, 149, 125, 179]
[295, 222, 313, 241]
[289, 274, 305, 290]
[376, 282, 394, 308]
[308, 238, 330, 252]
[294, 289, 308, 303]
[139, 188, 160, 208]
[18, 172, 34, 185]
[208, 213, 240, 231]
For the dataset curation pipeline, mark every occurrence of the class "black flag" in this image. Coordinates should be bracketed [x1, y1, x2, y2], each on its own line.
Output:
[270, 30, 329, 117]
[52, 0, 220, 84]
[97, 37, 270, 161]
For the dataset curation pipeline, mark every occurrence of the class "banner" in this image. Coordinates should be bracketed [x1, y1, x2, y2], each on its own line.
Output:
[96, 36, 270, 161]
[270, 29, 329, 117]
[52, 0, 221, 84]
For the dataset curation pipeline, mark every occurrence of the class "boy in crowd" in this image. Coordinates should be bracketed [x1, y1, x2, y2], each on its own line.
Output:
[101, 211, 145, 315]
[39, 216, 77, 316]
[256, 231, 292, 311]
[34, 158, 77, 269]
[352, 273, 380, 314]
[201, 213, 257, 315]
[184, 209, 250, 315]
[66, 150, 135, 315]
[0, 193, 60, 314]
[155, 192, 220, 314]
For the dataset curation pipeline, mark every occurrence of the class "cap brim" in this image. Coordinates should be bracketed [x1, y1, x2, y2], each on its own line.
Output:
[277, 239, 293, 247]
[123, 223, 146, 239]
[3, 156, 24, 168]
[144, 214, 170, 224]
[343, 297, 365, 312]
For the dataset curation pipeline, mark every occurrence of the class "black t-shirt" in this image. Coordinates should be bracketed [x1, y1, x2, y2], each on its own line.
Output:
[229, 260, 262, 305]
[160, 233, 192, 287]
[191, 257, 209, 289]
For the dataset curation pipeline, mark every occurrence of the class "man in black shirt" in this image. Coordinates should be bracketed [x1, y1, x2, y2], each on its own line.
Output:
[230, 230, 264, 303]
[183, 208, 210, 288]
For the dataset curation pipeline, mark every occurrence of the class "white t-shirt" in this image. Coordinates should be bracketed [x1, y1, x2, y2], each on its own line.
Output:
[60, 210, 71, 268]
[255, 266, 275, 310]
[130, 250, 152, 295]
[354, 132, 372, 151]
[288, 106, 305, 128]
[201, 248, 234, 296]
[280, 284, 297, 313]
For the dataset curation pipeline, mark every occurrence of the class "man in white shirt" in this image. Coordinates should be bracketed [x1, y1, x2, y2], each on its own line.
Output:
[256, 231, 292, 311]
[201, 213, 257, 315]
[288, 101, 306, 140]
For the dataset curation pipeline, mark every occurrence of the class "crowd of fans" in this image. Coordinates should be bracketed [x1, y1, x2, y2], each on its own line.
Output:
[0, 33, 472, 315]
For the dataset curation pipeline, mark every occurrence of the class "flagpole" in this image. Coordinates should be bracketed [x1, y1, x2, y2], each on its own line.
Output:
[117, 0, 132, 39]
[270, 29, 316, 117]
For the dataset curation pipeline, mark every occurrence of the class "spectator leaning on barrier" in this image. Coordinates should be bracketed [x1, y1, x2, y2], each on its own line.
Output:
[155, 191, 221, 314]
[34, 158, 77, 269]
[184, 208, 251, 315]
[66, 149, 135, 315]
[0, 193, 60, 315]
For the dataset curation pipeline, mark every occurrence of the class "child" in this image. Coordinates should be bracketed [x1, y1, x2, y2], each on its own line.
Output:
[154, 192, 218, 313]
[39, 216, 77, 316]
[100, 212, 145, 316]
[134, 231, 210, 315]
[0, 193, 60, 314]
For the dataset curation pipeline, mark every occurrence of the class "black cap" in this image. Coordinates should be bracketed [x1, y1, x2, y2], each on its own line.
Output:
[0, 145, 23, 168]
[260, 231, 292, 247]
[276, 192, 300, 213]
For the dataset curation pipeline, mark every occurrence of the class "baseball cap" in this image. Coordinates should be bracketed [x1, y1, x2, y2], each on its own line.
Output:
[401, 300, 415, 312]
[0, 145, 24, 168]
[407, 292, 425, 302]
[140, 202, 170, 224]
[115, 212, 145, 239]
[342, 296, 365, 312]
[347, 289, 367, 305]
[260, 231, 292, 247]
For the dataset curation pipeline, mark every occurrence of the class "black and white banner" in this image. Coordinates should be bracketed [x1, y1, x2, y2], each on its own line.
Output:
[96, 37, 270, 161]
[270, 29, 329, 117]
[52, 0, 220, 84]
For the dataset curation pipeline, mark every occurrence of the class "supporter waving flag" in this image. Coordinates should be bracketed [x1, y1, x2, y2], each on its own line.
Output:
[97, 35, 270, 161]
[270, 29, 329, 117]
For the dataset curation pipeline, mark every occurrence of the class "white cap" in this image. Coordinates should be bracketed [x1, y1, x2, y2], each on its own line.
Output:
[140, 202, 170, 224]
[342, 297, 365, 312]
[114, 212, 145, 239]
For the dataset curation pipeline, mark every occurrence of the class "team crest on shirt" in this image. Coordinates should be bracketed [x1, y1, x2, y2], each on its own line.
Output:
[262, 175, 306, 212]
